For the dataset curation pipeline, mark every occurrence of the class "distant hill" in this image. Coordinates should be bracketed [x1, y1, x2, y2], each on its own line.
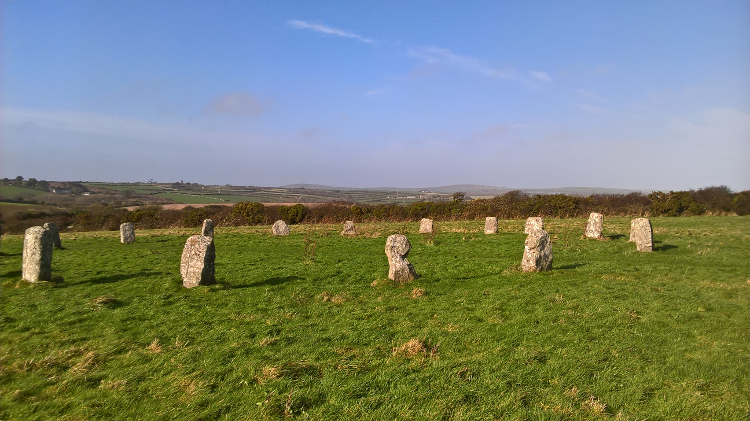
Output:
[281, 184, 650, 197]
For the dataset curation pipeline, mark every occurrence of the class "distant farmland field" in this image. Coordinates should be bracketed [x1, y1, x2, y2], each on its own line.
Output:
[1, 216, 747, 419]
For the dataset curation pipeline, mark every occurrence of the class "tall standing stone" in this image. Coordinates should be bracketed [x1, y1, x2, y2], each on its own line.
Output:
[521, 229, 553, 272]
[484, 217, 498, 234]
[631, 218, 653, 252]
[385, 234, 417, 282]
[43, 222, 62, 249]
[341, 221, 356, 235]
[272, 220, 290, 236]
[419, 218, 433, 234]
[22, 226, 53, 282]
[180, 235, 215, 288]
[201, 219, 214, 238]
[120, 223, 135, 244]
[524, 217, 544, 234]
[583, 213, 604, 239]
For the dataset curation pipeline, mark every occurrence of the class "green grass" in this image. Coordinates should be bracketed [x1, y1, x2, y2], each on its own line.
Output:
[0, 217, 747, 420]
[153, 192, 234, 204]
[0, 186, 48, 199]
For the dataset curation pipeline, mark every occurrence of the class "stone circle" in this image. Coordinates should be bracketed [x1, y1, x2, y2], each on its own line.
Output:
[201, 219, 214, 238]
[484, 217, 498, 234]
[524, 217, 544, 234]
[341, 221, 356, 235]
[521, 229, 553, 272]
[22, 226, 53, 282]
[120, 222, 135, 244]
[631, 218, 653, 252]
[385, 234, 417, 282]
[272, 220, 290, 236]
[583, 213, 604, 239]
[419, 218, 433, 234]
[43, 222, 62, 249]
[180, 235, 216, 288]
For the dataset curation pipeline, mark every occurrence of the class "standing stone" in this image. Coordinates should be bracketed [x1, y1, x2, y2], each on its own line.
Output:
[583, 213, 604, 239]
[419, 218, 433, 234]
[120, 222, 135, 244]
[180, 235, 215, 288]
[524, 217, 544, 234]
[521, 229, 553, 272]
[341, 221, 356, 235]
[43, 222, 62, 249]
[385, 234, 417, 282]
[201, 219, 214, 238]
[484, 217, 498, 234]
[272, 220, 290, 236]
[631, 218, 653, 252]
[22, 226, 53, 282]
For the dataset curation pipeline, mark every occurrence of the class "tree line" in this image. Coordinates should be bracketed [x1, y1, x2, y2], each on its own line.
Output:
[1, 186, 748, 234]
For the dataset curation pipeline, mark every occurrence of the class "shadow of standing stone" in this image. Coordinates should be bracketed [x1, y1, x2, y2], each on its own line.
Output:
[181, 235, 215, 288]
[23, 226, 53, 282]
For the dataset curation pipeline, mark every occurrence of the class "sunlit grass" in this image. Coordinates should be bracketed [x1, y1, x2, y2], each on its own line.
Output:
[0, 216, 747, 420]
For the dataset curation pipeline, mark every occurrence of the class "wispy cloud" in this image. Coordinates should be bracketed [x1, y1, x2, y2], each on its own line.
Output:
[408, 47, 516, 79]
[204, 92, 266, 116]
[571, 102, 609, 114]
[288, 20, 373, 44]
[530, 71, 551, 83]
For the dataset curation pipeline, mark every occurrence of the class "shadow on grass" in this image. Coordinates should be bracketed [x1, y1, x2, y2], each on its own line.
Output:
[607, 234, 626, 240]
[80, 271, 166, 285]
[654, 244, 678, 252]
[556, 263, 586, 270]
[0, 251, 21, 257]
[233, 275, 303, 289]
[1, 270, 22, 279]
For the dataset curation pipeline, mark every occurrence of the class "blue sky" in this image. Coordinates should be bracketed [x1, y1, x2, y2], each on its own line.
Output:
[2, 1, 749, 190]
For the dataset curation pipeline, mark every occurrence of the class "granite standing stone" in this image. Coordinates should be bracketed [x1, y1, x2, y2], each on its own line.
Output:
[385, 234, 417, 282]
[272, 220, 290, 236]
[484, 217, 498, 234]
[43, 222, 62, 249]
[180, 235, 215, 288]
[631, 218, 653, 252]
[419, 218, 433, 234]
[22, 226, 53, 282]
[120, 222, 135, 244]
[583, 213, 604, 239]
[524, 217, 544, 234]
[521, 229, 553, 272]
[201, 219, 214, 238]
[341, 221, 356, 235]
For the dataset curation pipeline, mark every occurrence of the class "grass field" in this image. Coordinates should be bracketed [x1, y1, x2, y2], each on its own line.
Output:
[0, 186, 49, 199]
[0, 217, 747, 420]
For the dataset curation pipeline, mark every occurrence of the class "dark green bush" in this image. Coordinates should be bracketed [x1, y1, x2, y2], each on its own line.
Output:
[230, 202, 267, 225]
[278, 204, 308, 224]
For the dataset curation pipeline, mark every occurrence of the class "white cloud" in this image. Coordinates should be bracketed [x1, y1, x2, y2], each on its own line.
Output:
[204, 92, 266, 116]
[530, 71, 551, 83]
[288, 20, 373, 44]
[571, 102, 609, 114]
[408, 47, 516, 80]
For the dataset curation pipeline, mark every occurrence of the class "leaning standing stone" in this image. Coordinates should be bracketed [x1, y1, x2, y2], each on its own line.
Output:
[385, 234, 417, 282]
[524, 217, 544, 234]
[22, 226, 53, 282]
[201, 219, 214, 238]
[272, 220, 290, 236]
[631, 218, 653, 252]
[180, 235, 215, 288]
[43, 222, 62, 249]
[419, 218, 433, 234]
[484, 217, 498, 234]
[583, 213, 604, 239]
[120, 223, 135, 244]
[521, 229, 553, 272]
[341, 221, 356, 235]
